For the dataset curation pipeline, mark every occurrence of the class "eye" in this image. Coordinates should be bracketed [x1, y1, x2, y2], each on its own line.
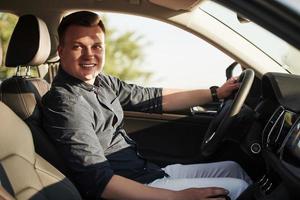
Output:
[93, 44, 104, 51]
[72, 44, 82, 50]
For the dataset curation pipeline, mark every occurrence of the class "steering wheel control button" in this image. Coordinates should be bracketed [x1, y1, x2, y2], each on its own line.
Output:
[250, 143, 261, 154]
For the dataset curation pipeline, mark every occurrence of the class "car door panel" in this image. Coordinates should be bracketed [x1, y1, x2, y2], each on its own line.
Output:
[124, 110, 216, 165]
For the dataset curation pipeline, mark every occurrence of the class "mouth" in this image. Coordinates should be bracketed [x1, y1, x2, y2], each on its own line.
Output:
[80, 63, 96, 68]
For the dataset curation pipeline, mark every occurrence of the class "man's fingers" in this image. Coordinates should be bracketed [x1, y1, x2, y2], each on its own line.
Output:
[178, 187, 229, 200]
[204, 187, 229, 196]
[194, 186, 229, 197]
[205, 187, 230, 200]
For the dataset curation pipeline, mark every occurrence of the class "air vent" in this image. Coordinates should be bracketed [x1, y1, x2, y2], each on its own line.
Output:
[262, 106, 284, 147]
[263, 106, 298, 153]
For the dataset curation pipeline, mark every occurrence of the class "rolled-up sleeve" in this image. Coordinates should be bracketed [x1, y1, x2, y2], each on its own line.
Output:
[104, 75, 163, 113]
[42, 92, 113, 198]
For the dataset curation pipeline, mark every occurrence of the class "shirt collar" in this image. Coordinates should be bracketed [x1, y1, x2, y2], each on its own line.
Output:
[54, 66, 99, 92]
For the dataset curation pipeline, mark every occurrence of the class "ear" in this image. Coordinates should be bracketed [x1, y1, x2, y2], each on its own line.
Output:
[57, 45, 63, 58]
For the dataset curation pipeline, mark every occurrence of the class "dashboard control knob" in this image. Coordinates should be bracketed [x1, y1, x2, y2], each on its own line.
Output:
[251, 143, 261, 154]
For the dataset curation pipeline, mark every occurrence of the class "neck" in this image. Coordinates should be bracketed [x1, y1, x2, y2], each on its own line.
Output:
[85, 78, 96, 85]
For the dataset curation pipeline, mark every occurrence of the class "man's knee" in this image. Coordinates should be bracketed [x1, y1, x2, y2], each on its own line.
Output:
[222, 161, 244, 173]
[222, 161, 252, 184]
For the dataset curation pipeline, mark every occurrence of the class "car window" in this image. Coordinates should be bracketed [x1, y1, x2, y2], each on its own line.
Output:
[0, 11, 235, 88]
[199, 1, 300, 75]
[0, 12, 41, 81]
[103, 12, 234, 89]
[0, 12, 18, 80]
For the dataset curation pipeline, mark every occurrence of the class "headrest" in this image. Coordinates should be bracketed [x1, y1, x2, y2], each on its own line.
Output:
[5, 15, 51, 67]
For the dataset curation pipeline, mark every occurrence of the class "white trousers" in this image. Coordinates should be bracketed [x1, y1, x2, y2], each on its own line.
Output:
[148, 161, 252, 200]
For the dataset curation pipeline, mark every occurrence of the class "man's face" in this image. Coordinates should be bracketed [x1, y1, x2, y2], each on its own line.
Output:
[58, 25, 105, 84]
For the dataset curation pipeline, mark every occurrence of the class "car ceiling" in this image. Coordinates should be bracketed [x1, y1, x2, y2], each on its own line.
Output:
[0, 0, 201, 14]
[149, 0, 202, 11]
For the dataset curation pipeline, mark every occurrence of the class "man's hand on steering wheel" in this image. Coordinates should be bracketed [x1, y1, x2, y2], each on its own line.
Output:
[202, 69, 255, 157]
[217, 77, 240, 100]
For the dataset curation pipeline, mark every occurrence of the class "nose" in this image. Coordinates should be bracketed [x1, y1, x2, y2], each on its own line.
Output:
[83, 46, 94, 57]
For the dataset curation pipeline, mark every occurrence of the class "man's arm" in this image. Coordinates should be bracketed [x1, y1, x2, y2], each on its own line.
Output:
[162, 77, 239, 112]
[102, 175, 228, 200]
[42, 93, 114, 197]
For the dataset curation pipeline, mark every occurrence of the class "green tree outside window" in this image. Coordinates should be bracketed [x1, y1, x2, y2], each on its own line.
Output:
[0, 13, 152, 83]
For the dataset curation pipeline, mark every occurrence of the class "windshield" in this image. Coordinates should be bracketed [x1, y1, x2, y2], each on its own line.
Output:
[199, 1, 300, 75]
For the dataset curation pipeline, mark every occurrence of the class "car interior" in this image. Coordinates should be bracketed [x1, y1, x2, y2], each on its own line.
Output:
[0, 0, 299, 200]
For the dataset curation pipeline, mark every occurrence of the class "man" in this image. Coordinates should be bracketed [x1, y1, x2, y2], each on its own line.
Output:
[42, 11, 251, 200]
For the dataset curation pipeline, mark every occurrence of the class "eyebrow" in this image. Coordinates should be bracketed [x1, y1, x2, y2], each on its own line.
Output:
[72, 41, 105, 45]
[94, 42, 105, 45]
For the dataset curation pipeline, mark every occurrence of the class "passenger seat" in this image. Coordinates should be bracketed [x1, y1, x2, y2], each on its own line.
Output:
[0, 101, 81, 200]
[0, 14, 76, 197]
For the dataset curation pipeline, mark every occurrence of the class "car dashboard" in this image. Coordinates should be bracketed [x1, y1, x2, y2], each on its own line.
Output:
[255, 72, 300, 199]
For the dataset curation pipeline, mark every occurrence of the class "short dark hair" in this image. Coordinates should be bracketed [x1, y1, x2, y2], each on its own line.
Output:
[58, 11, 105, 44]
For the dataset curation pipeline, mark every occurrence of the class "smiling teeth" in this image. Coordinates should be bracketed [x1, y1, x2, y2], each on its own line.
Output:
[81, 64, 95, 68]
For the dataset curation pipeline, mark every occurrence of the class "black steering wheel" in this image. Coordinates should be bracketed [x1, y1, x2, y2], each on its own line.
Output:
[201, 69, 255, 157]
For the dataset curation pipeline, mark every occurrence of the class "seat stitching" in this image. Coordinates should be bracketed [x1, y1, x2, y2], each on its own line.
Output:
[0, 154, 41, 196]
[0, 154, 34, 166]
[16, 78, 31, 119]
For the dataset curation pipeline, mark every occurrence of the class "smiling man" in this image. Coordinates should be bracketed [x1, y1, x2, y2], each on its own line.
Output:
[58, 23, 105, 84]
[42, 11, 251, 200]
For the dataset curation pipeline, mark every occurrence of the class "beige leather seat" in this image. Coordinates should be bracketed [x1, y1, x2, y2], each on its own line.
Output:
[0, 101, 81, 200]
[0, 14, 81, 199]
[0, 14, 69, 176]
